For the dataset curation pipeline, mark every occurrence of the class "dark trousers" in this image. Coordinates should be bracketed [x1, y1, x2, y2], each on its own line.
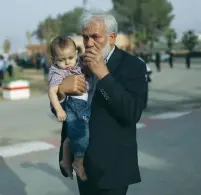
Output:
[7, 65, 13, 77]
[77, 177, 128, 195]
[155, 62, 161, 72]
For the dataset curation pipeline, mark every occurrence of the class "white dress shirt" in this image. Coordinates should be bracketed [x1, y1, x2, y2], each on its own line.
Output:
[105, 46, 115, 64]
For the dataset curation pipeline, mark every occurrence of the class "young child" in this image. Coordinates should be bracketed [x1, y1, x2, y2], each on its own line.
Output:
[48, 36, 94, 181]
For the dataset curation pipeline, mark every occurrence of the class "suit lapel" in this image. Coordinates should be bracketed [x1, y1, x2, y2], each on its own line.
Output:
[106, 46, 123, 73]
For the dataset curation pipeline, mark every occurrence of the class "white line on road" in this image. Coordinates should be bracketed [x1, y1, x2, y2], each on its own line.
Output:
[149, 111, 191, 120]
[0, 141, 55, 158]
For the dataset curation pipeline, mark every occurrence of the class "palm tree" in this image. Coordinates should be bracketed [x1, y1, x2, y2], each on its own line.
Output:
[182, 30, 198, 52]
[26, 31, 32, 45]
[3, 39, 11, 53]
[165, 28, 177, 51]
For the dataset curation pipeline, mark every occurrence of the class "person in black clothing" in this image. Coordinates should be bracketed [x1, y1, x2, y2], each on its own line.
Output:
[169, 51, 173, 68]
[155, 52, 161, 72]
[51, 13, 147, 195]
[185, 52, 191, 69]
[0, 55, 5, 86]
[6, 56, 16, 78]
[36, 53, 42, 69]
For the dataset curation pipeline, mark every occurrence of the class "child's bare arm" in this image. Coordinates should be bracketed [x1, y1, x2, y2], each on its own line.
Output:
[48, 86, 66, 121]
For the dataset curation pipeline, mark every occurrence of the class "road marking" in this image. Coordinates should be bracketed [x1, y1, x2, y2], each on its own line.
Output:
[149, 111, 191, 120]
[137, 123, 147, 129]
[0, 141, 55, 158]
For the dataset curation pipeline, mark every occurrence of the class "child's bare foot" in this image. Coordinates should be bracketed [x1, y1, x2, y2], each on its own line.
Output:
[72, 158, 87, 181]
[60, 160, 73, 180]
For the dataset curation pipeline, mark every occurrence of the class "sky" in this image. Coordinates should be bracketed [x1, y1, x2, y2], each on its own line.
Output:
[0, 0, 201, 52]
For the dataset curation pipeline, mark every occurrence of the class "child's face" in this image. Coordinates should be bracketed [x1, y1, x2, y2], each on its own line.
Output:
[53, 47, 77, 70]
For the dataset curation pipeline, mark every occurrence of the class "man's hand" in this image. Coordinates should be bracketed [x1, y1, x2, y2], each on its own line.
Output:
[58, 75, 87, 99]
[83, 42, 109, 80]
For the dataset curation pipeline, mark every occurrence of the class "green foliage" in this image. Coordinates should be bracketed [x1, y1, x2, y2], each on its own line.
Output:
[34, 16, 61, 43]
[59, 8, 84, 36]
[34, 16, 61, 61]
[182, 30, 198, 51]
[3, 39, 11, 53]
[135, 31, 147, 43]
[112, 0, 174, 38]
[34, 8, 83, 43]
[34, 0, 174, 53]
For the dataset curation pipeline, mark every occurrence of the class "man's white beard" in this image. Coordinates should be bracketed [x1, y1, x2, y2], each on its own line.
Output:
[102, 41, 111, 59]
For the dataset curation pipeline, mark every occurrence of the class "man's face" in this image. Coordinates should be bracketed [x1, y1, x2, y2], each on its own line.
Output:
[82, 18, 115, 58]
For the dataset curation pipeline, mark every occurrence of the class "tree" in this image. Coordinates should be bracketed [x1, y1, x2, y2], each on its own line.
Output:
[34, 16, 61, 63]
[3, 39, 11, 53]
[165, 28, 177, 51]
[34, 22, 45, 43]
[26, 31, 32, 45]
[34, 7, 84, 43]
[182, 30, 198, 52]
[59, 7, 84, 36]
[112, 0, 174, 41]
[34, 16, 61, 44]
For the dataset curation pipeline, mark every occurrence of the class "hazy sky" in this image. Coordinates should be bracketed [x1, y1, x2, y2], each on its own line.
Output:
[0, 0, 200, 52]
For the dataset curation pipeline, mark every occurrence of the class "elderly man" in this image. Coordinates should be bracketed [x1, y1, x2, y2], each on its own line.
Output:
[54, 13, 147, 195]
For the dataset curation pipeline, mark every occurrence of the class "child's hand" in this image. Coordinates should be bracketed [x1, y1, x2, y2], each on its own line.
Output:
[56, 109, 66, 122]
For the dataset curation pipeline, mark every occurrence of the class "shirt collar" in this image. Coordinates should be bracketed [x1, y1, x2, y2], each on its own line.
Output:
[104, 46, 115, 64]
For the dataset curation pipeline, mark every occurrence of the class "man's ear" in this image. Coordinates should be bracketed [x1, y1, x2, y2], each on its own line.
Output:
[109, 32, 116, 45]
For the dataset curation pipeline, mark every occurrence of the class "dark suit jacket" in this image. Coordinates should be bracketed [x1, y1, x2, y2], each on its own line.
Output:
[52, 46, 147, 189]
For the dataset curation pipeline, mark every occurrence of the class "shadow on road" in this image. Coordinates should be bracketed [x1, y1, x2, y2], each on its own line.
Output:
[145, 87, 201, 115]
[151, 88, 201, 100]
[0, 156, 27, 195]
[146, 98, 201, 113]
[20, 162, 77, 193]
[135, 111, 201, 195]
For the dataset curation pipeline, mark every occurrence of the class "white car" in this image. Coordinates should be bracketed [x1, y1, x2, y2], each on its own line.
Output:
[152, 53, 169, 62]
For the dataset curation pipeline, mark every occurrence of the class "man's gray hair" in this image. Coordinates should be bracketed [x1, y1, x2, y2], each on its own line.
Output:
[79, 11, 118, 34]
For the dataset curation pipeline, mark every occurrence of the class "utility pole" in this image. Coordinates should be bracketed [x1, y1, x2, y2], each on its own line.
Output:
[83, 0, 87, 11]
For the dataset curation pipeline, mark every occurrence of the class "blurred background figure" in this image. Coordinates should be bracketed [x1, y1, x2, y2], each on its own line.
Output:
[168, 51, 173, 68]
[0, 55, 5, 86]
[185, 52, 191, 69]
[5, 55, 16, 78]
[36, 53, 42, 70]
[40, 53, 49, 81]
[155, 52, 161, 72]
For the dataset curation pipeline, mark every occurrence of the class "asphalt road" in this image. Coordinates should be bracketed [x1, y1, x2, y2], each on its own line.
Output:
[0, 109, 201, 195]
[1, 60, 201, 146]
[0, 61, 201, 194]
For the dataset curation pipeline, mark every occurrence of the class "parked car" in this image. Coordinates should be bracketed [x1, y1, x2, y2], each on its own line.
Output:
[151, 53, 169, 62]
